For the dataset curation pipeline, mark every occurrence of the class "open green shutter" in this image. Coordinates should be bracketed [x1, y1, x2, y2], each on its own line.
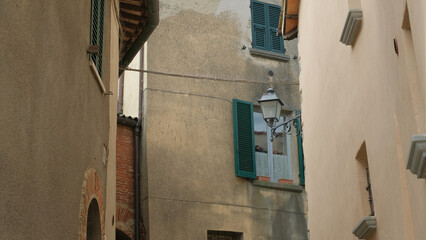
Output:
[233, 99, 256, 179]
[296, 110, 305, 186]
[97, 0, 104, 76]
[268, 4, 284, 53]
[90, 0, 104, 77]
[251, 1, 267, 50]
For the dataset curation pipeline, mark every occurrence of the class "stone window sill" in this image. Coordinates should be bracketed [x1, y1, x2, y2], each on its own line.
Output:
[89, 61, 112, 95]
[352, 216, 377, 239]
[249, 48, 290, 62]
[252, 180, 304, 193]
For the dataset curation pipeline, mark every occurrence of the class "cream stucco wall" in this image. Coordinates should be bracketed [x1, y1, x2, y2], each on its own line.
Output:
[139, 0, 307, 239]
[298, 0, 426, 239]
[0, 0, 118, 239]
[122, 50, 142, 118]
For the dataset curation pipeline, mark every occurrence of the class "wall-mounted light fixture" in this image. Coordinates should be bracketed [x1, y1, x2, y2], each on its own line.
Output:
[257, 88, 302, 182]
[258, 88, 302, 139]
[406, 135, 426, 178]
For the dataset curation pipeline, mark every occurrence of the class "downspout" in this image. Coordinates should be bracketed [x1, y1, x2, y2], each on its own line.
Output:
[134, 45, 144, 240]
[134, 123, 141, 240]
[119, 0, 159, 75]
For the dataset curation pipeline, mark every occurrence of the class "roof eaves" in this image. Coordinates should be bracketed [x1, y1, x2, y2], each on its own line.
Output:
[119, 0, 159, 75]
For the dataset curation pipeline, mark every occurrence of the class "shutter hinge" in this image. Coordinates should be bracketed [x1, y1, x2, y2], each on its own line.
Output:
[87, 45, 100, 55]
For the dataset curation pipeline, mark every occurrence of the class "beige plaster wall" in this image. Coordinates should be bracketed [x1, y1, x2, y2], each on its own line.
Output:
[140, 0, 306, 239]
[298, 0, 426, 239]
[0, 0, 117, 239]
[122, 50, 142, 118]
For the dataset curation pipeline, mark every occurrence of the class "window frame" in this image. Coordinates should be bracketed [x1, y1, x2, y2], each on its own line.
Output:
[253, 108, 293, 183]
[233, 99, 305, 185]
[250, 0, 285, 54]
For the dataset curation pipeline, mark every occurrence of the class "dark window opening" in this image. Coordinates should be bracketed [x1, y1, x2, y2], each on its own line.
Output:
[207, 230, 243, 240]
[87, 199, 101, 240]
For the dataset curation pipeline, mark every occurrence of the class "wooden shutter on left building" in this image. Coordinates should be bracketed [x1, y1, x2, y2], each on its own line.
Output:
[233, 99, 256, 179]
[90, 0, 105, 77]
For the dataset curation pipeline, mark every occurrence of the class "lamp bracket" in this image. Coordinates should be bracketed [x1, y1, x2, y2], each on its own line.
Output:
[270, 114, 302, 141]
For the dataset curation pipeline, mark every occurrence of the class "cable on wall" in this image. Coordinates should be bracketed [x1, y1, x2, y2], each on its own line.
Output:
[145, 87, 233, 104]
[120, 67, 300, 86]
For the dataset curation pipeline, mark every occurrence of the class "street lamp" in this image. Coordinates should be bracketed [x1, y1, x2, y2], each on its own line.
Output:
[258, 88, 302, 183]
[258, 88, 284, 128]
[258, 88, 302, 141]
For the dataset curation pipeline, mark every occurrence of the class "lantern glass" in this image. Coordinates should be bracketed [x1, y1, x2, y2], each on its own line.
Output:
[257, 88, 284, 127]
[260, 100, 281, 122]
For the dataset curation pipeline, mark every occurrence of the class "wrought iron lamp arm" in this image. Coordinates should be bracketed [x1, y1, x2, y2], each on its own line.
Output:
[270, 114, 302, 141]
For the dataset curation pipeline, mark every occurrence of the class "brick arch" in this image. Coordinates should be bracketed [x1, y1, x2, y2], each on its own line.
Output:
[79, 168, 105, 240]
[116, 204, 135, 240]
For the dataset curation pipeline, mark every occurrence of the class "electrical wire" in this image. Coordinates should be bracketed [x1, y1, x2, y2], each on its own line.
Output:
[146, 195, 306, 215]
[146, 88, 233, 104]
[120, 67, 300, 86]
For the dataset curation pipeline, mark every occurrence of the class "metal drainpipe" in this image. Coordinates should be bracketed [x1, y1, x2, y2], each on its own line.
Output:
[134, 46, 144, 240]
[134, 124, 141, 240]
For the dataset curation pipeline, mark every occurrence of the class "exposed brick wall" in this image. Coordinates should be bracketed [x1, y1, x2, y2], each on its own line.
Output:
[116, 124, 135, 239]
[79, 168, 105, 240]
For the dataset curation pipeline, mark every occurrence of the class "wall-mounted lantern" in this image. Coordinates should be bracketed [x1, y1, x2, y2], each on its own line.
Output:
[257, 88, 302, 182]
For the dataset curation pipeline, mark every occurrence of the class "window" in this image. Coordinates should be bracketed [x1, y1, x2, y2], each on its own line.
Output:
[355, 141, 375, 216]
[90, 0, 105, 77]
[254, 111, 292, 182]
[233, 99, 304, 185]
[207, 230, 242, 240]
[251, 0, 285, 54]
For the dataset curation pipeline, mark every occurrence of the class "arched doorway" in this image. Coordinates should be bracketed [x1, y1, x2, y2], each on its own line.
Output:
[87, 199, 102, 240]
[79, 168, 105, 240]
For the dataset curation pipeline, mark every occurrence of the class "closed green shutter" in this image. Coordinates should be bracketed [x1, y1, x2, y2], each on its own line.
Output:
[296, 110, 305, 186]
[90, 0, 105, 77]
[268, 5, 284, 53]
[251, 0, 285, 53]
[233, 99, 256, 179]
[251, 1, 267, 50]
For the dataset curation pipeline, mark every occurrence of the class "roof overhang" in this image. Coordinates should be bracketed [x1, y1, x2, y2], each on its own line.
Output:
[278, 0, 299, 40]
[118, 0, 159, 75]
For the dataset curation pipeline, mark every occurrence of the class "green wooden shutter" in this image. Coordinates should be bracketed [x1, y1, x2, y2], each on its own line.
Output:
[296, 110, 305, 186]
[251, 1, 267, 50]
[90, 0, 105, 77]
[267, 5, 284, 53]
[233, 99, 256, 179]
[251, 1, 285, 53]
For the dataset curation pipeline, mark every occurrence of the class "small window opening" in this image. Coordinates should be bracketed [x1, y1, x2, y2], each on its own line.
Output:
[207, 230, 243, 240]
[355, 141, 375, 216]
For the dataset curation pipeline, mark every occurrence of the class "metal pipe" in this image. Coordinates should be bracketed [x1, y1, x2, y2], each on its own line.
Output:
[134, 46, 144, 240]
[134, 125, 141, 240]
[267, 126, 275, 182]
[117, 72, 124, 114]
